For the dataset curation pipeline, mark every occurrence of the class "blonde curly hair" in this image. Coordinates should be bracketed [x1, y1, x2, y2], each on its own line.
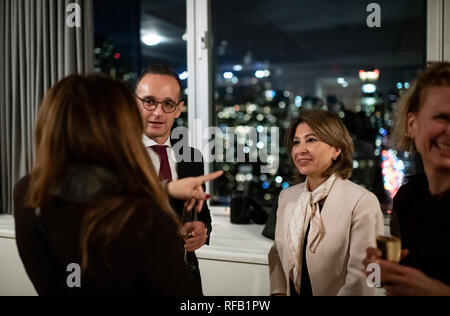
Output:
[392, 62, 450, 152]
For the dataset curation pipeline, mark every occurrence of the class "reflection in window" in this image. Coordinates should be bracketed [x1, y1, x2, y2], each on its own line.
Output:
[212, 0, 426, 210]
[93, 0, 188, 127]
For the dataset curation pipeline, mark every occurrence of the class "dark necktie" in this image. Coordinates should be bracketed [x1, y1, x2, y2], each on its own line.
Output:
[151, 145, 173, 181]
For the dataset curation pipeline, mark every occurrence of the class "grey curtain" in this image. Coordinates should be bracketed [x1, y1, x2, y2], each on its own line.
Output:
[0, 0, 94, 214]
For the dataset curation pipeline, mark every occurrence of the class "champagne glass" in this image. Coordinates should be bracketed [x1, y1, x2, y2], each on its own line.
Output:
[181, 206, 197, 265]
[376, 211, 402, 263]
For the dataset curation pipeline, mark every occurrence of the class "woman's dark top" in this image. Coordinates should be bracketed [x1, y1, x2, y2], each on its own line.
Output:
[290, 223, 313, 297]
[290, 204, 324, 296]
[13, 165, 201, 296]
[394, 174, 450, 285]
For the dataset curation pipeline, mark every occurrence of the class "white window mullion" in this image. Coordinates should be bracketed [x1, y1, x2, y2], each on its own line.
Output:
[187, 0, 212, 186]
[427, 0, 445, 62]
[187, 0, 197, 143]
[444, 0, 450, 61]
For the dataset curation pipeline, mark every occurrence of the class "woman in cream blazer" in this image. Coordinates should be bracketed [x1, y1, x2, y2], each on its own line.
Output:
[269, 110, 384, 296]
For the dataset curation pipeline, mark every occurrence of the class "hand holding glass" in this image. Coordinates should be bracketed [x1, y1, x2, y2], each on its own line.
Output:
[181, 206, 197, 265]
[376, 211, 402, 263]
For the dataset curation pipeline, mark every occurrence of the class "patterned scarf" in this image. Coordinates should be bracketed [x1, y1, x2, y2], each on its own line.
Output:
[287, 173, 338, 294]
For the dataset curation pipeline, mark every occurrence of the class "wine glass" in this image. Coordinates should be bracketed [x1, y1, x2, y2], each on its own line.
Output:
[181, 206, 197, 266]
[376, 210, 402, 263]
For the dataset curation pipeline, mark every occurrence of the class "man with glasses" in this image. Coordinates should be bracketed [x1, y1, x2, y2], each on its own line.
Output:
[135, 64, 211, 293]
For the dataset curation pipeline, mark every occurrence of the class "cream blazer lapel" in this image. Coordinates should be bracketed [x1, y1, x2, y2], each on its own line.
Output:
[269, 177, 384, 296]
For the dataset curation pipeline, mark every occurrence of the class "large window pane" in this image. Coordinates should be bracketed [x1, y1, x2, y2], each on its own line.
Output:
[94, 0, 188, 127]
[212, 0, 426, 210]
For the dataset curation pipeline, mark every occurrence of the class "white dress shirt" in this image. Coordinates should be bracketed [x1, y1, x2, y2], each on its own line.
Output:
[143, 135, 179, 181]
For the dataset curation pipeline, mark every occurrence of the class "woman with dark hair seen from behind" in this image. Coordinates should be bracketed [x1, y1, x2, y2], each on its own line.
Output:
[269, 110, 384, 296]
[13, 74, 222, 296]
[364, 62, 450, 296]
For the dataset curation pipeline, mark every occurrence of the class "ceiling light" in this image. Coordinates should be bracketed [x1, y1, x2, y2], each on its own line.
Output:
[141, 33, 163, 46]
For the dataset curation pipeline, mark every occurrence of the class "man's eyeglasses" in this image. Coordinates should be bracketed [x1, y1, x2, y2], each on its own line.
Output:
[135, 95, 181, 113]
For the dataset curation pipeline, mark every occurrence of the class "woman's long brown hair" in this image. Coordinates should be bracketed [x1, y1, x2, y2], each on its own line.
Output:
[26, 75, 176, 271]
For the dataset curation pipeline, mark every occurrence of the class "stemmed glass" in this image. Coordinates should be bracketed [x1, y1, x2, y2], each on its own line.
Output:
[376, 211, 402, 263]
[181, 206, 197, 266]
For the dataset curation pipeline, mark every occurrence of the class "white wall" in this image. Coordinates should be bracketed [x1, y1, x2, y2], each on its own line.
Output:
[0, 236, 37, 296]
[199, 259, 270, 296]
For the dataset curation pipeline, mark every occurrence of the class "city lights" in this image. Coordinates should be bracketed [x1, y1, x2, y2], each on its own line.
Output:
[255, 70, 270, 79]
[396, 82, 410, 89]
[223, 72, 234, 79]
[381, 149, 405, 199]
[255, 70, 265, 78]
[362, 97, 376, 106]
[337, 77, 349, 87]
[265, 90, 275, 100]
[362, 83, 377, 93]
[359, 69, 380, 81]
[233, 65, 243, 71]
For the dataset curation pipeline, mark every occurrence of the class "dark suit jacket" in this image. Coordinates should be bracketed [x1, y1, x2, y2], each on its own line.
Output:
[170, 144, 212, 271]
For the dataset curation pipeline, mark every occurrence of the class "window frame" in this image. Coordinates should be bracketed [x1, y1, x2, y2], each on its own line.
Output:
[186, 0, 213, 192]
[190, 0, 449, 127]
[187, 0, 449, 204]
[427, 0, 447, 61]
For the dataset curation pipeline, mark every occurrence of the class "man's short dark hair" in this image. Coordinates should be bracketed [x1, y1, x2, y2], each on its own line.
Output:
[136, 64, 183, 100]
